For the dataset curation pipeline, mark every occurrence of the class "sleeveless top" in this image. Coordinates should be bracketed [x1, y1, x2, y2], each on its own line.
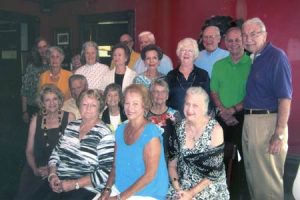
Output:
[34, 111, 69, 167]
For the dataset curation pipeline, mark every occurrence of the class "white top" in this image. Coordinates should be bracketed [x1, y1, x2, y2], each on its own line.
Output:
[109, 114, 121, 132]
[75, 62, 110, 91]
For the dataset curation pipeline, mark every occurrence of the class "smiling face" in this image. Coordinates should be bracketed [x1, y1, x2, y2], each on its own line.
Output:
[124, 91, 145, 121]
[43, 92, 60, 113]
[202, 26, 221, 52]
[70, 79, 87, 100]
[79, 96, 100, 121]
[178, 44, 195, 65]
[151, 84, 168, 106]
[242, 23, 267, 54]
[225, 29, 244, 56]
[85, 46, 98, 65]
[139, 35, 153, 51]
[113, 47, 127, 67]
[184, 93, 207, 123]
[106, 90, 120, 108]
[50, 49, 63, 69]
[144, 50, 160, 71]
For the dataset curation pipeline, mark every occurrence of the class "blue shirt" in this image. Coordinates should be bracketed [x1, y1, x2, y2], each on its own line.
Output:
[244, 42, 292, 111]
[194, 47, 229, 77]
[115, 122, 168, 199]
[134, 54, 173, 75]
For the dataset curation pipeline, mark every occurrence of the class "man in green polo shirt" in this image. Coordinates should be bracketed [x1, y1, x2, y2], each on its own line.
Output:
[210, 27, 251, 199]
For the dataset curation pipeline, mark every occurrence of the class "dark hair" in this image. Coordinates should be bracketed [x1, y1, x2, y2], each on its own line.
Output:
[141, 44, 163, 61]
[30, 37, 49, 67]
[111, 43, 131, 66]
[104, 83, 124, 105]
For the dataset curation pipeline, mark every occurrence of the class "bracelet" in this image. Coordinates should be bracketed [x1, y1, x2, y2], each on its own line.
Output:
[103, 186, 112, 193]
[48, 172, 57, 182]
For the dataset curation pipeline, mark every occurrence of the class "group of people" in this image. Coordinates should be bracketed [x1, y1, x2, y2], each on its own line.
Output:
[16, 16, 292, 200]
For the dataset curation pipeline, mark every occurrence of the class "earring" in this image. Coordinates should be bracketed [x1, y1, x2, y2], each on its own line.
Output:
[58, 108, 62, 115]
[42, 106, 47, 116]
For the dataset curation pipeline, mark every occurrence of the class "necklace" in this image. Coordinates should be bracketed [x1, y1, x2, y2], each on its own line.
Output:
[176, 71, 196, 90]
[43, 110, 62, 147]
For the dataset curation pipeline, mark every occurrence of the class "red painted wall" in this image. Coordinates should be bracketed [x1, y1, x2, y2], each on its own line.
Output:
[0, 0, 299, 154]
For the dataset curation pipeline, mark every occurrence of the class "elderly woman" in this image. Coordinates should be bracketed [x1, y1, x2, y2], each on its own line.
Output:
[133, 44, 164, 88]
[39, 46, 72, 99]
[32, 89, 115, 200]
[102, 83, 127, 133]
[75, 41, 110, 91]
[21, 37, 49, 123]
[15, 84, 75, 200]
[166, 38, 210, 116]
[147, 78, 181, 161]
[98, 84, 168, 200]
[167, 87, 229, 199]
[106, 43, 137, 91]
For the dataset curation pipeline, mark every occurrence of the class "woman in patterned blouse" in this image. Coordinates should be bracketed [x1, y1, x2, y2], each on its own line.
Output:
[33, 89, 115, 200]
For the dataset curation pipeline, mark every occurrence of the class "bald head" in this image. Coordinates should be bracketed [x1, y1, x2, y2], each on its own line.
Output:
[202, 26, 221, 52]
[138, 31, 156, 51]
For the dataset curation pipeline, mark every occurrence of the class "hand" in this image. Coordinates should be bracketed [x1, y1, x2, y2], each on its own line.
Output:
[49, 175, 62, 193]
[37, 166, 49, 179]
[269, 134, 284, 155]
[22, 112, 29, 123]
[177, 189, 194, 200]
[61, 180, 77, 192]
[99, 190, 111, 200]
[224, 116, 239, 126]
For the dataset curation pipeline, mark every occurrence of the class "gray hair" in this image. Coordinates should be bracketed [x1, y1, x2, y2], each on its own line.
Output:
[80, 41, 100, 64]
[185, 87, 209, 115]
[68, 74, 88, 89]
[138, 31, 155, 44]
[150, 78, 169, 94]
[242, 17, 266, 32]
[176, 38, 199, 60]
[46, 46, 65, 64]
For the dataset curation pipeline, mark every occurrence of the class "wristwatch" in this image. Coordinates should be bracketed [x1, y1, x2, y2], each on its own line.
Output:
[75, 181, 80, 190]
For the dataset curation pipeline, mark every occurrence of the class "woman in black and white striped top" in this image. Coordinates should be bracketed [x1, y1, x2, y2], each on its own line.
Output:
[34, 89, 115, 200]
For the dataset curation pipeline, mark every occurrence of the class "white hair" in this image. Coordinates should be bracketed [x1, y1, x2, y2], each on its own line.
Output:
[243, 17, 266, 32]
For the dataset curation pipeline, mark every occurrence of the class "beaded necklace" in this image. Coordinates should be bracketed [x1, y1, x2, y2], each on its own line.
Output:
[43, 110, 62, 147]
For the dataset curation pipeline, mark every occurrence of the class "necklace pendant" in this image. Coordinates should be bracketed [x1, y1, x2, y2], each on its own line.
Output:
[44, 132, 47, 136]
[46, 143, 50, 147]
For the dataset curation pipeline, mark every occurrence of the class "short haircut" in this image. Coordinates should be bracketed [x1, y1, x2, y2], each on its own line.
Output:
[176, 37, 199, 60]
[68, 74, 88, 89]
[111, 42, 131, 66]
[141, 44, 163, 61]
[124, 84, 151, 113]
[138, 31, 155, 44]
[80, 41, 100, 64]
[225, 27, 242, 40]
[185, 86, 210, 115]
[104, 83, 124, 105]
[38, 84, 64, 111]
[203, 25, 221, 36]
[46, 46, 65, 64]
[242, 17, 266, 32]
[77, 89, 105, 114]
[150, 78, 169, 94]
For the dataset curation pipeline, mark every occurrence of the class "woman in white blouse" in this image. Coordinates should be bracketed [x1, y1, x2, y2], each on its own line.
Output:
[106, 43, 137, 91]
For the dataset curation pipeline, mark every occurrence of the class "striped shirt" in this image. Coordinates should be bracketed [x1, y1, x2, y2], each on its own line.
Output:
[49, 119, 115, 193]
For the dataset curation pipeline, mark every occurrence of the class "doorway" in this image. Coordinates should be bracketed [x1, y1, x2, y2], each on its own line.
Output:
[79, 10, 135, 65]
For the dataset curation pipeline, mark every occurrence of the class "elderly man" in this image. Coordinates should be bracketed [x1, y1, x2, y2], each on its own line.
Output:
[111, 34, 140, 69]
[134, 31, 173, 75]
[242, 18, 292, 199]
[194, 25, 229, 77]
[210, 27, 251, 198]
[62, 74, 88, 119]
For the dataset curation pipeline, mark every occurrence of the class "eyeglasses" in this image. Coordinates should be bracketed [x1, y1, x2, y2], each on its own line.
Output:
[202, 35, 220, 41]
[242, 31, 265, 39]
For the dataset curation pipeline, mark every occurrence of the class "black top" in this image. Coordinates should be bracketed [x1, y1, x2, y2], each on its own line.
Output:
[34, 111, 69, 167]
[166, 65, 210, 116]
[102, 105, 127, 125]
[114, 73, 125, 89]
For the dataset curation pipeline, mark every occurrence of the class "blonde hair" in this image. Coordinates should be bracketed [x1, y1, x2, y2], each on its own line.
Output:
[77, 89, 105, 113]
[124, 84, 151, 112]
[38, 84, 64, 111]
[176, 38, 199, 60]
[185, 87, 209, 115]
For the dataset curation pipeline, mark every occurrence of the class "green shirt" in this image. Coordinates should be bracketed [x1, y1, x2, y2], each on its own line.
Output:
[210, 53, 251, 108]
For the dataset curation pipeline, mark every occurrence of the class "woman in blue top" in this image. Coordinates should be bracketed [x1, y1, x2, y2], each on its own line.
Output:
[99, 84, 168, 200]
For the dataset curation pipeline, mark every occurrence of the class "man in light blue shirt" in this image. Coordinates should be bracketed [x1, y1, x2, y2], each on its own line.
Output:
[194, 26, 229, 77]
[134, 31, 173, 75]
